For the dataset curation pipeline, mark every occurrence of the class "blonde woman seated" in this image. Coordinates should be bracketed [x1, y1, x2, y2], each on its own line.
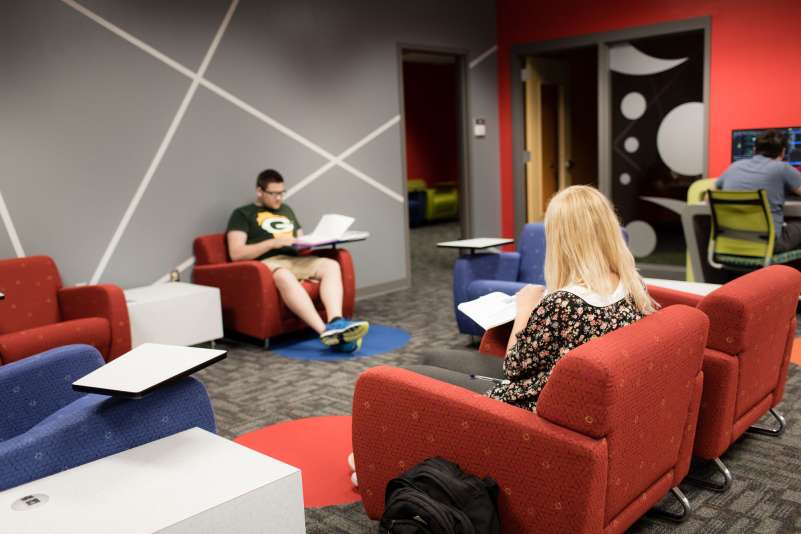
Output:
[408, 185, 657, 410]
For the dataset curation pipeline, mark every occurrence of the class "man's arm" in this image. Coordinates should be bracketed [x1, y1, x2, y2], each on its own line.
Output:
[226, 231, 295, 261]
[506, 284, 546, 351]
[783, 165, 801, 197]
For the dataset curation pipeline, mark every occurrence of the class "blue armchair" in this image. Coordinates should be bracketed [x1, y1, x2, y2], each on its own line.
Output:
[453, 223, 546, 336]
[0, 344, 215, 491]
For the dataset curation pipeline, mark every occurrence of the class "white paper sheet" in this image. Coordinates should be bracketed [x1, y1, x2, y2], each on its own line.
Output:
[457, 291, 517, 331]
[295, 214, 355, 246]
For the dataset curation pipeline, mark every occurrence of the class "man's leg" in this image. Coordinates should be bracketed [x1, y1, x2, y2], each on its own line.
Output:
[404, 365, 494, 394]
[272, 268, 327, 333]
[775, 219, 801, 253]
[420, 349, 505, 378]
[312, 257, 344, 320]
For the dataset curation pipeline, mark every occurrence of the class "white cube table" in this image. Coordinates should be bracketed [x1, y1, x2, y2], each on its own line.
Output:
[125, 282, 223, 348]
[0, 428, 306, 534]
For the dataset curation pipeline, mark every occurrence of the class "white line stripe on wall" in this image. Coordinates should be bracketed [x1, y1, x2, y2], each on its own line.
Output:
[0, 191, 25, 257]
[338, 115, 400, 161]
[154, 255, 196, 284]
[90, 0, 240, 284]
[469, 45, 498, 70]
[339, 161, 404, 203]
[61, 0, 196, 79]
[199, 79, 338, 162]
[66, 0, 403, 206]
[286, 161, 338, 199]
[286, 115, 402, 200]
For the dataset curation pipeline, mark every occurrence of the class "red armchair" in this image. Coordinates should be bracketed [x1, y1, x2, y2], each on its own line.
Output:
[191, 234, 356, 345]
[647, 265, 801, 491]
[0, 256, 131, 365]
[353, 305, 709, 533]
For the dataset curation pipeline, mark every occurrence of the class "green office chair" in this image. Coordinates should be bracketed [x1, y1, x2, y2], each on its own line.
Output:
[707, 189, 801, 270]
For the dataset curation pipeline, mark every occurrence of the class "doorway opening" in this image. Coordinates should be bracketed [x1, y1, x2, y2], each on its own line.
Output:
[400, 49, 469, 280]
[523, 46, 598, 222]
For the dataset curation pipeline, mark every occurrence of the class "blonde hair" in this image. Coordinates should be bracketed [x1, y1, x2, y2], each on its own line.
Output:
[543, 185, 656, 314]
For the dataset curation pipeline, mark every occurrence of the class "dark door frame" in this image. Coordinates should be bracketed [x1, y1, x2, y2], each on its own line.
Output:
[397, 44, 473, 265]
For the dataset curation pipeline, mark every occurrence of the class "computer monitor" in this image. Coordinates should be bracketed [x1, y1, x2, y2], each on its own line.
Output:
[732, 127, 801, 169]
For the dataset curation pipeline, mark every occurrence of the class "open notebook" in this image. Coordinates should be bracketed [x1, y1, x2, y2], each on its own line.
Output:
[294, 214, 368, 246]
[457, 292, 517, 331]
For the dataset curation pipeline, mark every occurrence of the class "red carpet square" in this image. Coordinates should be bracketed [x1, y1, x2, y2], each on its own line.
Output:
[235, 415, 359, 508]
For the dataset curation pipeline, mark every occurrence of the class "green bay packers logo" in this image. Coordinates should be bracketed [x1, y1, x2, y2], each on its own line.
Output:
[257, 212, 295, 236]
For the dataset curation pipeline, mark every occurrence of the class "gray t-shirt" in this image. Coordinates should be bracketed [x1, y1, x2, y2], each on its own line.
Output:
[715, 155, 801, 236]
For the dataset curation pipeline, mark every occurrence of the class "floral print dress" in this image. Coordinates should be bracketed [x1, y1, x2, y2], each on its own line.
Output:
[487, 284, 643, 411]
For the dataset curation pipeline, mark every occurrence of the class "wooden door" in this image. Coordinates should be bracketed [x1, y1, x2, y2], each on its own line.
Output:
[524, 57, 572, 222]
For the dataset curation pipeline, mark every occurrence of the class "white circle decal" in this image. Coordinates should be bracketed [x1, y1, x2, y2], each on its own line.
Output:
[625, 220, 657, 258]
[656, 102, 704, 176]
[620, 173, 631, 185]
[624, 137, 639, 153]
[620, 92, 646, 120]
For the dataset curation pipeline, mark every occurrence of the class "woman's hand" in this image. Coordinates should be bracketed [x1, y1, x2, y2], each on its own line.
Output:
[516, 284, 545, 315]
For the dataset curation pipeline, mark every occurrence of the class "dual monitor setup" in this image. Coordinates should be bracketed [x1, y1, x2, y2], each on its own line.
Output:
[732, 126, 801, 169]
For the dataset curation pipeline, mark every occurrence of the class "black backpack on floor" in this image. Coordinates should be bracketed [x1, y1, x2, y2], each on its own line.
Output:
[379, 457, 501, 534]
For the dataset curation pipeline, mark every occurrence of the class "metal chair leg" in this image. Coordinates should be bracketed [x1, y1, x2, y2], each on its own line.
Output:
[747, 408, 786, 436]
[649, 487, 692, 523]
[686, 457, 732, 492]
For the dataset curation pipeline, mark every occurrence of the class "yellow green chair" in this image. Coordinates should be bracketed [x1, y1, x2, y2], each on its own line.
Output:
[686, 178, 716, 281]
[425, 182, 459, 222]
[707, 189, 801, 270]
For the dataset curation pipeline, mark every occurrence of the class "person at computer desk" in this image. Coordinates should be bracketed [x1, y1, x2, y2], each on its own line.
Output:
[716, 129, 801, 253]
[226, 169, 369, 352]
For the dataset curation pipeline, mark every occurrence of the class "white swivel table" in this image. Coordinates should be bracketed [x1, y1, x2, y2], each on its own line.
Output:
[124, 282, 223, 348]
[437, 237, 515, 254]
[72, 343, 226, 398]
[0, 428, 305, 534]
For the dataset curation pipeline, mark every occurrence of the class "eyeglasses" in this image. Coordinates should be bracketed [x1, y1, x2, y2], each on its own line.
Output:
[261, 190, 285, 198]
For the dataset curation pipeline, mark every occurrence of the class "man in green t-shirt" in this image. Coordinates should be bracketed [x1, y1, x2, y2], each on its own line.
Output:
[226, 169, 368, 352]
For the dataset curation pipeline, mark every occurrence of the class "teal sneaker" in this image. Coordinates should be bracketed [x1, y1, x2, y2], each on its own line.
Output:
[332, 337, 362, 354]
[320, 318, 369, 346]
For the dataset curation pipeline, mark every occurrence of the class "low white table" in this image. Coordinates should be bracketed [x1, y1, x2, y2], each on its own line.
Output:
[124, 282, 223, 348]
[0, 428, 306, 534]
[72, 343, 226, 398]
[644, 278, 721, 296]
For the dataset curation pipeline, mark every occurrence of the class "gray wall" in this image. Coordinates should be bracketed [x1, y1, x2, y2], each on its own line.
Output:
[0, 0, 499, 292]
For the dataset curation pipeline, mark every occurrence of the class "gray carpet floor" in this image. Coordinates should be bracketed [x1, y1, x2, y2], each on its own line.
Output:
[196, 222, 801, 533]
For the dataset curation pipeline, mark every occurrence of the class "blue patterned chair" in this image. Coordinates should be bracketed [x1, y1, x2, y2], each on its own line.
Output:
[453, 223, 546, 336]
[453, 224, 629, 336]
[0, 344, 216, 491]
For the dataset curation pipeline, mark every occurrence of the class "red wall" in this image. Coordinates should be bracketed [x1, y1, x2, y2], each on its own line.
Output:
[497, 0, 801, 236]
[403, 61, 459, 187]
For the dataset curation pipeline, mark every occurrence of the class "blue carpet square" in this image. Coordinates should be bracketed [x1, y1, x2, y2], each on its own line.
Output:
[269, 324, 411, 361]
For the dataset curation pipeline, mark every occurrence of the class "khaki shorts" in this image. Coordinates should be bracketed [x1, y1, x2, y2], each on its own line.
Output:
[262, 254, 324, 281]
